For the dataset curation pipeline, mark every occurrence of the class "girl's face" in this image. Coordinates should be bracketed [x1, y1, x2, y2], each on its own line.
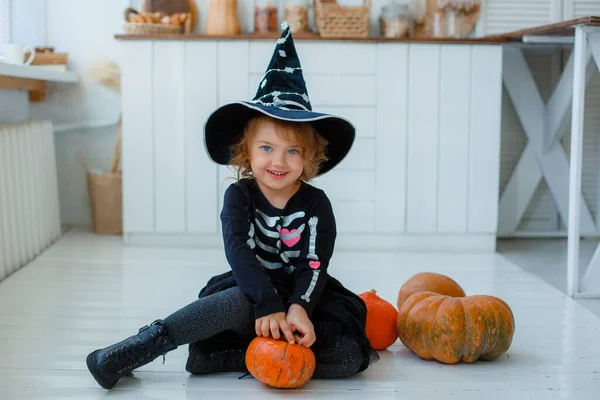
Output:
[249, 119, 304, 196]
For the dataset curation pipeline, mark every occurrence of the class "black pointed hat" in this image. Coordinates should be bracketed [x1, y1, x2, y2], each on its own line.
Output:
[204, 21, 355, 176]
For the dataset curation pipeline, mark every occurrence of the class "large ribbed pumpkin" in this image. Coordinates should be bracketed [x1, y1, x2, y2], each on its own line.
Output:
[245, 336, 315, 388]
[397, 272, 466, 309]
[358, 289, 398, 350]
[397, 291, 515, 364]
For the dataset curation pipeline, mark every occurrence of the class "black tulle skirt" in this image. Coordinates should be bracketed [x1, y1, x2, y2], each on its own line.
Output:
[194, 270, 380, 374]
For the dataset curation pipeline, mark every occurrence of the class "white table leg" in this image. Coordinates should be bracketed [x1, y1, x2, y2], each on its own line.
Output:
[567, 25, 588, 297]
[578, 30, 600, 295]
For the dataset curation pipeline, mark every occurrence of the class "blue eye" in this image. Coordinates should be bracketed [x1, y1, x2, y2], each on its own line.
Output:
[288, 149, 297, 155]
[262, 145, 272, 152]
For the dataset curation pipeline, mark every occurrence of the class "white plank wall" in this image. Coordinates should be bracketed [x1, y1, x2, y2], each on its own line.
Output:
[121, 41, 154, 233]
[375, 44, 408, 233]
[469, 46, 504, 233]
[407, 45, 440, 233]
[186, 42, 218, 234]
[119, 39, 504, 251]
[218, 42, 251, 216]
[438, 46, 471, 233]
[154, 42, 186, 233]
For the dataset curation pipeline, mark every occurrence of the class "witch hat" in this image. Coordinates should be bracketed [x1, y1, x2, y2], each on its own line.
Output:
[204, 21, 355, 176]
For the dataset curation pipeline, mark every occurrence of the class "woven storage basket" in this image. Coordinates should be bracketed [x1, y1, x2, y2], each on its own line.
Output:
[123, 23, 181, 35]
[123, 7, 182, 35]
[313, 0, 370, 38]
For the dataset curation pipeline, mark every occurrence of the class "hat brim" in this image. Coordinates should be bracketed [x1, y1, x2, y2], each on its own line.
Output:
[204, 101, 355, 176]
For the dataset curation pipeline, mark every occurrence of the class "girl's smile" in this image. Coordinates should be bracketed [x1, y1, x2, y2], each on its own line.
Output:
[249, 120, 305, 204]
[268, 170, 288, 179]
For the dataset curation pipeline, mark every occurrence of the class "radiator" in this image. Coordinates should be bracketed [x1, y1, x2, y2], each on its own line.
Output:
[0, 121, 61, 282]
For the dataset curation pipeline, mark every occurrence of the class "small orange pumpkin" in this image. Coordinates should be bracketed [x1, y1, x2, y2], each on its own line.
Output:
[358, 289, 398, 350]
[397, 272, 466, 309]
[245, 335, 315, 388]
[397, 291, 515, 364]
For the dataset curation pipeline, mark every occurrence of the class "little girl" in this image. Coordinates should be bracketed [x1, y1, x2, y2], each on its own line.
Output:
[86, 22, 378, 390]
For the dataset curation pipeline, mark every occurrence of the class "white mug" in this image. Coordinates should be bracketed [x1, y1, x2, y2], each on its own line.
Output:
[1, 44, 36, 66]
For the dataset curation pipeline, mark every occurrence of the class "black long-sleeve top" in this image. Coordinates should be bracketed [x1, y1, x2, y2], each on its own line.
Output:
[220, 178, 336, 319]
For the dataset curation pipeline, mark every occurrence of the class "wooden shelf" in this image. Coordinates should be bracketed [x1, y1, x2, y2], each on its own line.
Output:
[0, 62, 78, 83]
[0, 62, 78, 102]
[115, 16, 600, 44]
[114, 31, 509, 44]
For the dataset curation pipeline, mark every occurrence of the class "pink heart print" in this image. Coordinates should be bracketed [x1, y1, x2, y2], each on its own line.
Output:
[280, 228, 301, 247]
[309, 261, 321, 269]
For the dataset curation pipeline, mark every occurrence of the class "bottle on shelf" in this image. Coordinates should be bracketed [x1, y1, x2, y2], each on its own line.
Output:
[255, 0, 279, 33]
[380, 1, 413, 38]
[284, 0, 309, 34]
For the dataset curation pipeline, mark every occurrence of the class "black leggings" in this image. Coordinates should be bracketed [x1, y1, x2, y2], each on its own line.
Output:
[163, 287, 363, 378]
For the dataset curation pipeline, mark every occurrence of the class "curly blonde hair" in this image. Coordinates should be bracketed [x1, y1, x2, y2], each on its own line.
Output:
[229, 115, 329, 182]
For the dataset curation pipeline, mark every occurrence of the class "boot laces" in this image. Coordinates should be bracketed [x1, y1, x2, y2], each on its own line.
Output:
[109, 336, 167, 374]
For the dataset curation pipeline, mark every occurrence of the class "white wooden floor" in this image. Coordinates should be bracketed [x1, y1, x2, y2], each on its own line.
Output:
[498, 238, 600, 318]
[1, 229, 600, 399]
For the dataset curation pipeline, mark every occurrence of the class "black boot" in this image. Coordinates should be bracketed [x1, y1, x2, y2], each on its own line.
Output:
[86, 319, 177, 389]
[185, 332, 249, 375]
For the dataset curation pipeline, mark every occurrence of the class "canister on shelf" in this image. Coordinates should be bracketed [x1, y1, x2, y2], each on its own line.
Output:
[284, 0, 309, 33]
[380, 1, 413, 38]
[255, 0, 278, 33]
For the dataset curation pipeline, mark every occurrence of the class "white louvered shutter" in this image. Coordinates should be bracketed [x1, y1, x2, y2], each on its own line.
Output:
[477, 0, 562, 36]
[564, 0, 600, 19]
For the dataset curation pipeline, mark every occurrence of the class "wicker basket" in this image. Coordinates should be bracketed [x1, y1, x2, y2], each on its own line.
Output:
[123, 23, 181, 35]
[123, 7, 182, 35]
[313, 0, 370, 38]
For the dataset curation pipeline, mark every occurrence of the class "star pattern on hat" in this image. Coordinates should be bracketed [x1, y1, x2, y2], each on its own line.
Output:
[250, 21, 312, 112]
[203, 20, 356, 176]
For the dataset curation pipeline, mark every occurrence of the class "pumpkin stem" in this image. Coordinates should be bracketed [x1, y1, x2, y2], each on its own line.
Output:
[369, 289, 377, 294]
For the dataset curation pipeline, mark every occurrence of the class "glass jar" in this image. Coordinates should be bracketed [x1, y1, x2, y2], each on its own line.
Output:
[284, 0, 309, 33]
[432, 9, 466, 38]
[380, 1, 412, 38]
[255, 0, 278, 33]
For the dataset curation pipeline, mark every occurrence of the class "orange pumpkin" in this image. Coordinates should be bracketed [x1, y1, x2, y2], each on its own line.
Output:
[397, 272, 466, 309]
[397, 291, 515, 364]
[245, 335, 315, 388]
[358, 289, 398, 350]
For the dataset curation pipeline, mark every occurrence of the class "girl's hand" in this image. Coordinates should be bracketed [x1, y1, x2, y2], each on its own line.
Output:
[255, 311, 295, 344]
[286, 304, 316, 347]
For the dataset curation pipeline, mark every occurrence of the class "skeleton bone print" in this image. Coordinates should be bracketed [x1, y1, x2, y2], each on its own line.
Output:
[249, 208, 321, 303]
[220, 179, 336, 317]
